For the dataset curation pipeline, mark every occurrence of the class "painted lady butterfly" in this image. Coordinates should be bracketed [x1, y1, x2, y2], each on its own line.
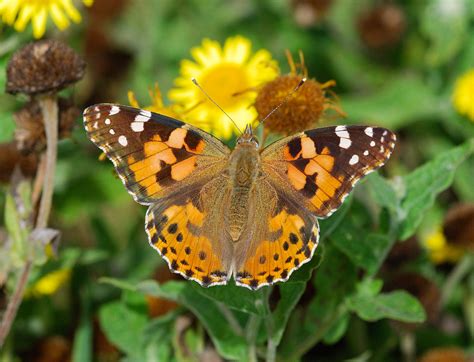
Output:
[84, 104, 395, 290]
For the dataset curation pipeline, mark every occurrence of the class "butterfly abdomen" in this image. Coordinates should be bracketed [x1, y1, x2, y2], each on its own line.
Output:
[227, 145, 261, 241]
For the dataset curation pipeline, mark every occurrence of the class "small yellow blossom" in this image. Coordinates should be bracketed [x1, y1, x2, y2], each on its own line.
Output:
[169, 36, 279, 139]
[128, 83, 180, 119]
[452, 69, 474, 122]
[424, 228, 464, 264]
[0, 0, 93, 39]
[26, 268, 70, 297]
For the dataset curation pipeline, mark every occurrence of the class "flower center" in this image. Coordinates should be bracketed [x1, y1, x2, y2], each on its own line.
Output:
[200, 63, 250, 109]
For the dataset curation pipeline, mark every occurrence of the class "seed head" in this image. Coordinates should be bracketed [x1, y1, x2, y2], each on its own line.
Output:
[255, 75, 325, 135]
[443, 203, 474, 252]
[357, 4, 406, 49]
[6, 39, 86, 95]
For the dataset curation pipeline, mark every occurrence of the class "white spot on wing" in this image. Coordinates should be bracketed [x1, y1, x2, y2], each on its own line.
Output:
[118, 135, 128, 146]
[363, 150, 369, 156]
[93, 121, 98, 129]
[349, 154, 359, 165]
[131, 122, 144, 132]
[335, 125, 350, 138]
[109, 129, 115, 135]
[364, 127, 374, 137]
[109, 106, 120, 115]
[370, 141, 376, 147]
[339, 138, 352, 149]
[105, 118, 111, 125]
[335, 125, 351, 149]
[140, 110, 152, 117]
[135, 114, 150, 123]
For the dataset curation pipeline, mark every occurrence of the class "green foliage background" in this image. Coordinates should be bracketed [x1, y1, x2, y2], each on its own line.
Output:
[1, 0, 474, 361]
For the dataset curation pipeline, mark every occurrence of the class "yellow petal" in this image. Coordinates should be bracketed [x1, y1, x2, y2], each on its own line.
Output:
[32, 7, 48, 38]
[1, 0, 20, 24]
[60, 0, 81, 23]
[128, 91, 140, 108]
[223, 35, 251, 64]
[49, 3, 70, 30]
[82, 0, 94, 6]
[190, 38, 222, 66]
[13, 5, 33, 32]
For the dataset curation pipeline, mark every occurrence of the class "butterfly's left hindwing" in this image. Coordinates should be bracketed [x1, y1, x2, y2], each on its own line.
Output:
[83, 104, 229, 204]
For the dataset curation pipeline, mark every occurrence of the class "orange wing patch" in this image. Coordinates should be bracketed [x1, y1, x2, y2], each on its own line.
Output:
[269, 126, 396, 217]
[235, 209, 319, 290]
[83, 104, 217, 205]
[146, 200, 228, 287]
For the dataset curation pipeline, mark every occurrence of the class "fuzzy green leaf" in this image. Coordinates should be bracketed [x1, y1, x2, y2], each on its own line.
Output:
[99, 300, 148, 358]
[399, 139, 474, 239]
[341, 77, 443, 129]
[347, 290, 426, 323]
[331, 219, 392, 275]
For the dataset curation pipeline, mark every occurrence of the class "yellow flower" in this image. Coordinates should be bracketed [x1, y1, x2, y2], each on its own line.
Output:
[128, 83, 180, 119]
[452, 68, 474, 122]
[26, 268, 70, 297]
[423, 228, 464, 264]
[0, 0, 93, 39]
[169, 36, 279, 139]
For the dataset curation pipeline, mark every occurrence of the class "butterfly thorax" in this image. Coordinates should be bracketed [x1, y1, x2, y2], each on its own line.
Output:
[227, 141, 261, 242]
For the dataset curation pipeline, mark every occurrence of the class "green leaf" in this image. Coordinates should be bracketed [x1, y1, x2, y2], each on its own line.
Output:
[71, 315, 92, 362]
[192, 282, 261, 315]
[330, 218, 392, 275]
[322, 312, 350, 345]
[365, 173, 399, 212]
[98, 300, 148, 357]
[279, 246, 357, 359]
[136, 280, 248, 360]
[347, 290, 426, 323]
[399, 139, 474, 239]
[341, 77, 444, 129]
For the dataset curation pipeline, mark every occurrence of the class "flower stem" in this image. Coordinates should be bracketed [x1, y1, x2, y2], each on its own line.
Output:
[441, 253, 473, 308]
[0, 262, 31, 347]
[0, 95, 58, 348]
[263, 287, 276, 362]
[36, 96, 58, 229]
[246, 314, 261, 362]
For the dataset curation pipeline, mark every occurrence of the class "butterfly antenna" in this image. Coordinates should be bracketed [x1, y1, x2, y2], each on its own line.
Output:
[258, 77, 307, 128]
[191, 78, 243, 135]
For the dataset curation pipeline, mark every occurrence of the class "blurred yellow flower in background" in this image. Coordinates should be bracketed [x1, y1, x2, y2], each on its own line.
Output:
[26, 268, 70, 297]
[0, 0, 93, 39]
[423, 228, 464, 264]
[452, 68, 474, 122]
[128, 83, 180, 119]
[169, 36, 279, 139]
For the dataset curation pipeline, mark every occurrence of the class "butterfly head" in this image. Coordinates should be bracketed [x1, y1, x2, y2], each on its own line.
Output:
[236, 124, 259, 148]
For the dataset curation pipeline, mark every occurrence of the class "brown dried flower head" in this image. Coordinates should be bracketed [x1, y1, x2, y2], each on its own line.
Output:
[419, 347, 468, 362]
[255, 51, 343, 136]
[443, 203, 474, 252]
[6, 39, 86, 95]
[357, 4, 406, 49]
[14, 98, 80, 154]
[0, 142, 38, 183]
[291, 0, 333, 27]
